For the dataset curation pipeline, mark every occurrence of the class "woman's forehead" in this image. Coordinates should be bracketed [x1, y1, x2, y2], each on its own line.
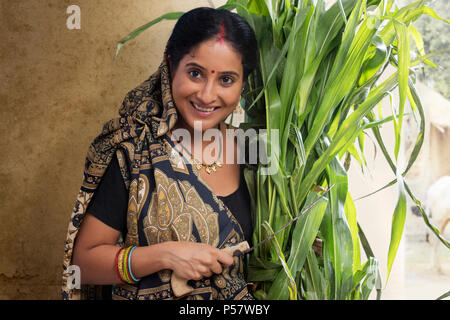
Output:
[180, 39, 243, 74]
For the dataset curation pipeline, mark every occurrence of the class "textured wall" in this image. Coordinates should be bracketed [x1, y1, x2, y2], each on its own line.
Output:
[0, 0, 223, 299]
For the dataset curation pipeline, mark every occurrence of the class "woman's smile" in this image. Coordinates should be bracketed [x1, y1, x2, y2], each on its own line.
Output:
[190, 101, 219, 115]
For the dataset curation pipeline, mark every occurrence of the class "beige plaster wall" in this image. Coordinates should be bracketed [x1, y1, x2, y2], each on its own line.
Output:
[0, 0, 224, 299]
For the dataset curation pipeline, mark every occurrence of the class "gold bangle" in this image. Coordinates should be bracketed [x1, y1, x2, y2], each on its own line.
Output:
[117, 247, 128, 283]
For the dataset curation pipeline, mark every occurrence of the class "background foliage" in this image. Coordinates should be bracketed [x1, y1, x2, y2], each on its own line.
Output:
[412, 0, 449, 98]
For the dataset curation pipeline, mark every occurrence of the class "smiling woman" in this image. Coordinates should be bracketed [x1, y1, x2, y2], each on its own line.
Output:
[62, 7, 259, 300]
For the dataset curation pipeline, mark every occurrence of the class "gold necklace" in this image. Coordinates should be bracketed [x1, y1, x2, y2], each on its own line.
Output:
[172, 124, 223, 174]
[191, 157, 223, 174]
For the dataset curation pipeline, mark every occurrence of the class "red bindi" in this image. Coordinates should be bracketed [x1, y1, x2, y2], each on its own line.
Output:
[211, 70, 215, 74]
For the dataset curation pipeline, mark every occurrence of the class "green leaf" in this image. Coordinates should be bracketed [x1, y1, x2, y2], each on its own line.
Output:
[408, 24, 424, 56]
[288, 192, 328, 272]
[360, 81, 448, 250]
[344, 192, 361, 273]
[386, 171, 407, 282]
[248, 0, 270, 16]
[346, 143, 363, 170]
[114, 12, 184, 58]
[404, 80, 425, 175]
[357, 223, 383, 299]
[417, 5, 450, 24]
[267, 191, 328, 299]
[404, 182, 450, 249]
[358, 36, 388, 86]
[299, 72, 399, 206]
[359, 257, 379, 300]
[247, 255, 282, 281]
[392, 19, 410, 160]
[436, 290, 450, 301]
[263, 222, 297, 300]
[304, 248, 328, 300]
[304, 8, 380, 158]
[321, 157, 354, 299]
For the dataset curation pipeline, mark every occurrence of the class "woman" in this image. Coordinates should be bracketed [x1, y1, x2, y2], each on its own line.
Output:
[62, 7, 259, 300]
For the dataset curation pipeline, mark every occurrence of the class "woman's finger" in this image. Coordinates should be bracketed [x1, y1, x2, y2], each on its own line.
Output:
[210, 261, 223, 275]
[217, 251, 234, 266]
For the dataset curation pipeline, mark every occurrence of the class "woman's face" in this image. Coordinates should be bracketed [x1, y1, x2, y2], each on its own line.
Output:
[170, 38, 244, 132]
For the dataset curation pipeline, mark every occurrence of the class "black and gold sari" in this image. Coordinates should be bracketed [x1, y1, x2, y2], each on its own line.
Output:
[61, 53, 252, 300]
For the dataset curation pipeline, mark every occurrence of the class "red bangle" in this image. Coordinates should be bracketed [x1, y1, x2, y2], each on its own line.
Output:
[114, 247, 126, 284]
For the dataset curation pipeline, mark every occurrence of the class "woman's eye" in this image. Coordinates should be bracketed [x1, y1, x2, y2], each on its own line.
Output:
[188, 70, 202, 78]
[221, 76, 234, 85]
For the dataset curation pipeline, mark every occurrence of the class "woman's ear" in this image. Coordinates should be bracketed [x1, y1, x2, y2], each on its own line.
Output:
[242, 81, 246, 94]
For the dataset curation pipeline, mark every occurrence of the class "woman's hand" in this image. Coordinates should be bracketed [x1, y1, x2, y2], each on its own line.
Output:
[162, 241, 234, 280]
[72, 214, 234, 284]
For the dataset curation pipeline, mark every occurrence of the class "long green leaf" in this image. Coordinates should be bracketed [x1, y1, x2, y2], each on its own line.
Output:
[263, 222, 297, 300]
[114, 12, 184, 58]
[299, 72, 398, 206]
[344, 192, 361, 273]
[304, 248, 328, 300]
[322, 157, 354, 299]
[392, 19, 410, 160]
[436, 290, 450, 301]
[267, 191, 328, 299]
[357, 223, 382, 299]
[386, 170, 407, 282]
[304, 10, 380, 158]
[360, 257, 379, 300]
[359, 80, 448, 249]
[404, 182, 450, 249]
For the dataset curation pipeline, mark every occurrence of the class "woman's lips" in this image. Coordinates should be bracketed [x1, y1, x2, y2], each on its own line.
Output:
[190, 101, 219, 116]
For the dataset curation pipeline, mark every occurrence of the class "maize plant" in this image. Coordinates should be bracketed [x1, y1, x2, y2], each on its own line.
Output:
[115, 0, 450, 300]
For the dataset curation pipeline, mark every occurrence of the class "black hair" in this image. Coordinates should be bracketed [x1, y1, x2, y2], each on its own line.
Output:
[166, 7, 259, 80]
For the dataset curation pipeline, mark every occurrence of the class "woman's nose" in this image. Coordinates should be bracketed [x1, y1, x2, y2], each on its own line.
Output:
[197, 80, 217, 105]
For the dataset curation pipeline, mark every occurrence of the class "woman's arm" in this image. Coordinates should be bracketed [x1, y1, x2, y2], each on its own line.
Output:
[72, 213, 234, 285]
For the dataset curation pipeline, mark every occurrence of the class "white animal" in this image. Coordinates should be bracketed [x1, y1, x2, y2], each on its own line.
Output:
[416, 176, 450, 274]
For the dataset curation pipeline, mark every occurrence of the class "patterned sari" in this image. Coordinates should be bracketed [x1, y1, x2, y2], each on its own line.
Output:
[61, 53, 252, 300]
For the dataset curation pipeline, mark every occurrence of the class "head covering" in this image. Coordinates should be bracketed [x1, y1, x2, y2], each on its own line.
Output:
[62, 53, 252, 300]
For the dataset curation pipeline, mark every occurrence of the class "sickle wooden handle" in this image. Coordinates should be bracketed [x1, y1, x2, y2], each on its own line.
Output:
[171, 241, 250, 297]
